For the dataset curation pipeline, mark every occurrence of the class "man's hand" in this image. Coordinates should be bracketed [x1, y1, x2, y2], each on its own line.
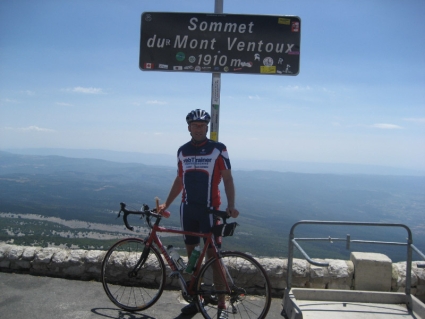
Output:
[226, 207, 239, 218]
[157, 203, 171, 218]
[158, 203, 167, 214]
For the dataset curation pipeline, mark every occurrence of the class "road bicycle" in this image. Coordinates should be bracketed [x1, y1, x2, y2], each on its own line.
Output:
[101, 202, 271, 319]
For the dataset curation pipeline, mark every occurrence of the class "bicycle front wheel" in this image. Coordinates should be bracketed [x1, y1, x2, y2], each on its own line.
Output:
[101, 238, 166, 312]
[195, 251, 271, 319]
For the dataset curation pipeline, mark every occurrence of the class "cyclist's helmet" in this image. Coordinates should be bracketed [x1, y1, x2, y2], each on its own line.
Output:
[186, 109, 211, 124]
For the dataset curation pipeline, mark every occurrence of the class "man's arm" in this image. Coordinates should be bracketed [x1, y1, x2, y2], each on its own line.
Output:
[221, 169, 239, 218]
[159, 176, 183, 212]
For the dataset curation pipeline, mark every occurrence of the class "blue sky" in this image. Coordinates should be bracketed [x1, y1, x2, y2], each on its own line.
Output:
[1, 0, 424, 172]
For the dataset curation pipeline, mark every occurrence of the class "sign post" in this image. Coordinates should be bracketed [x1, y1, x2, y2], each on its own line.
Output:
[210, 0, 223, 142]
[139, 4, 301, 141]
[210, 74, 221, 141]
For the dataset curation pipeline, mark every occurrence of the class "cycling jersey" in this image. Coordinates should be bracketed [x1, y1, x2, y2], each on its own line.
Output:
[177, 138, 231, 208]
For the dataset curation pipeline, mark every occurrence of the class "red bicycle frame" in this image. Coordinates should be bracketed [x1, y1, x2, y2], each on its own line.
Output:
[144, 222, 230, 295]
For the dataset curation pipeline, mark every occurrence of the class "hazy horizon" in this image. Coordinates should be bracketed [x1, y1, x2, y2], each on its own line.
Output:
[3, 147, 425, 176]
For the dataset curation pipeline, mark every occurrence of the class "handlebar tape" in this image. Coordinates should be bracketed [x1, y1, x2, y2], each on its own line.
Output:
[119, 202, 134, 231]
[123, 211, 134, 231]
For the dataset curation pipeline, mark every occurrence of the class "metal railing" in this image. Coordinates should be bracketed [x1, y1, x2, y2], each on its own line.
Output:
[287, 221, 425, 295]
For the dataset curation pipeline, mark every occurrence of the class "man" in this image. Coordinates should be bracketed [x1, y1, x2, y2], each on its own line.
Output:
[159, 109, 239, 317]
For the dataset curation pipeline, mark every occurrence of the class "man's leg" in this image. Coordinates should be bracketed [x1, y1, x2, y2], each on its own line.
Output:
[207, 247, 227, 310]
[180, 204, 201, 314]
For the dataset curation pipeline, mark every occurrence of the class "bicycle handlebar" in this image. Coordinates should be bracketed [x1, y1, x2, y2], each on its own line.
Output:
[118, 202, 147, 231]
[118, 202, 231, 231]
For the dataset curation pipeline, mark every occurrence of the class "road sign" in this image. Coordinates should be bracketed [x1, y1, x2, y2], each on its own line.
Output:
[140, 12, 301, 75]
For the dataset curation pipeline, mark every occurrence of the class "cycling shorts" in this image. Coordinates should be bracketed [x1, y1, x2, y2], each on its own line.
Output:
[180, 203, 221, 248]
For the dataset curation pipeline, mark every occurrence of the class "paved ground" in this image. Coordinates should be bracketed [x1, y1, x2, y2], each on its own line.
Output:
[0, 272, 284, 319]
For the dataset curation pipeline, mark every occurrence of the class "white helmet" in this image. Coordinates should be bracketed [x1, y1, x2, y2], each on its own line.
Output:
[186, 109, 211, 124]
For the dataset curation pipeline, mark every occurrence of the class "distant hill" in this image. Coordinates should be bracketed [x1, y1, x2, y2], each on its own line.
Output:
[1, 150, 424, 262]
[5, 148, 425, 176]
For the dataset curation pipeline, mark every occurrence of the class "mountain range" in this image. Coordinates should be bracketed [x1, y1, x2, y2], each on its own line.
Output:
[5, 148, 425, 176]
[0, 149, 424, 262]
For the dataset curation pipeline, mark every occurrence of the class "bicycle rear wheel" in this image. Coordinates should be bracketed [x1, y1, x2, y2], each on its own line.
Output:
[195, 251, 271, 319]
[101, 238, 166, 312]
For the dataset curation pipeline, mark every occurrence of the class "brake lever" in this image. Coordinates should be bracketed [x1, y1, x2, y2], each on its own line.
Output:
[140, 204, 149, 219]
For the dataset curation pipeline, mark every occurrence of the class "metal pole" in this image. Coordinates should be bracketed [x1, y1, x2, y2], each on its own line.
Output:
[287, 232, 294, 290]
[214, 0, 223, 13]
[210, 0, 223, 142]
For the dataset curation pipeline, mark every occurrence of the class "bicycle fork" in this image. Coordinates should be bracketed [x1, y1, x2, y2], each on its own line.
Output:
[219, 257, 241, 314]
[128, 242, 151, 277]
[201, 254, 240, 313]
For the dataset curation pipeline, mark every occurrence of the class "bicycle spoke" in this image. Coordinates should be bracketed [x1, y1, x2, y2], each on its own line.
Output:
[101, 238, 166, 312]
[195, 251, 271, 319]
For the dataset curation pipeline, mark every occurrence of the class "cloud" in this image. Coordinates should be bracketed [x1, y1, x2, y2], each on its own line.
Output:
[278, 85, 336, 99]
[403, 117, 425, 123]
[146, 100, 167, 105]
[1, 98, 19, 103]
[370, 123, 402, 129]
[56, 102, 73, 106]
[20, 90, 35, 96]
[4, 126, 55, 132]
[66, 87, 105, 94]
[281, 85, 312, 91]
[248, 95, 261, 100]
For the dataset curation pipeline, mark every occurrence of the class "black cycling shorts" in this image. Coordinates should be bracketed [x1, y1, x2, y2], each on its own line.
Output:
[179, 203, 221, 248]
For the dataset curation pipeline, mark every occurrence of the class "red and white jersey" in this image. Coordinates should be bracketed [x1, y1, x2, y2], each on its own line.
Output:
[177, 139, 231, 208]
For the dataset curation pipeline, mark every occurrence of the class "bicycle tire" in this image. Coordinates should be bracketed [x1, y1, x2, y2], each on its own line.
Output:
[195, 251, 271, 319]
[101, 238, 166, 312]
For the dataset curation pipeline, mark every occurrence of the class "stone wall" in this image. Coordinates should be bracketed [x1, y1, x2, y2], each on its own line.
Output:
[0, 243, 424, 301]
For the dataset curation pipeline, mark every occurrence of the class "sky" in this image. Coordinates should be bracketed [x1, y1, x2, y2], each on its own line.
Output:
[1, 0, 424, 172]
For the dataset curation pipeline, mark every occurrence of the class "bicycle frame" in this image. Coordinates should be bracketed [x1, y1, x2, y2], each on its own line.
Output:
[139, 215, 232, 297]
